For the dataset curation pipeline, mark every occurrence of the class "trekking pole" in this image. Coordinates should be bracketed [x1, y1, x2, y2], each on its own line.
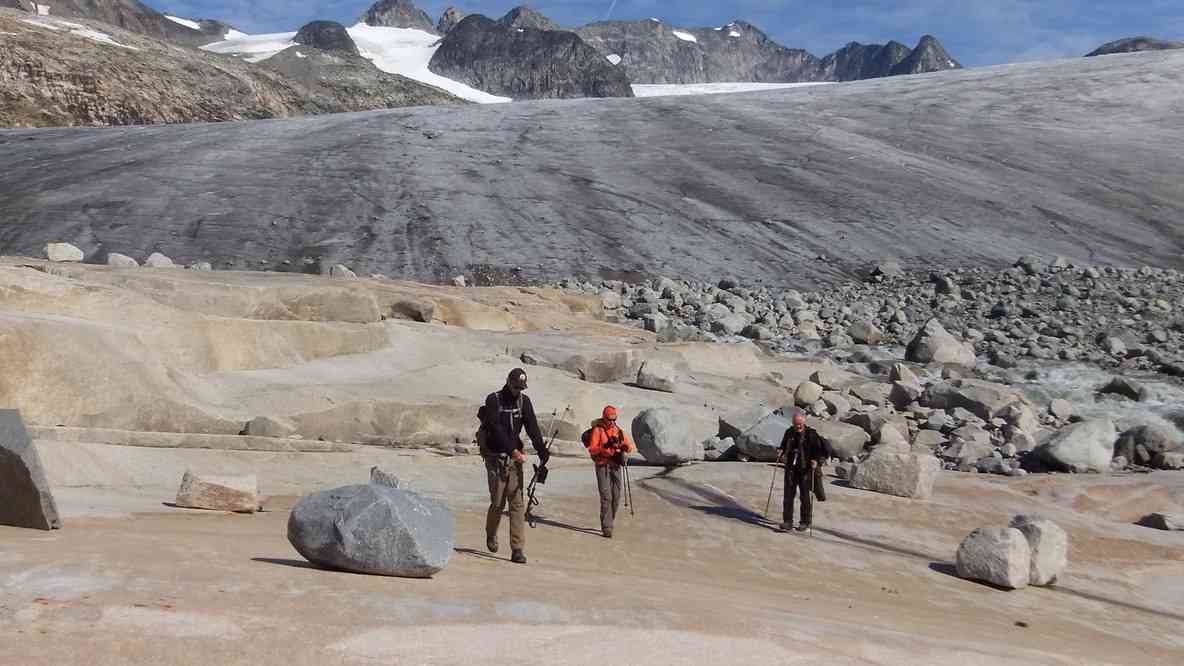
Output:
[763, 462, 778, 519]
[623, 459, 634, 517]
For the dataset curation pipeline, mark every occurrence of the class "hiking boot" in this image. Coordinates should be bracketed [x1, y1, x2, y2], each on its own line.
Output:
[486, 535, 498, 554]
[602, 528, 613, 539]
[795, 523, 811, 532]
[511, 549, 527, 564]
[778, 522, 793, 533]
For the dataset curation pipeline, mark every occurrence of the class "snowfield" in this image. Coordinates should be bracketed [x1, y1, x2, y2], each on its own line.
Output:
[202, 24, 510, 104]
[672, 30, 697, 43]
[632, 82, 834, 97]
[20, 17, 138, 50]
[164, 15, 200, 31]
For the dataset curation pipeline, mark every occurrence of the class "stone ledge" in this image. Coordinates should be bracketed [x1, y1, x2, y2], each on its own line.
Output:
[29, 426, 356, 453]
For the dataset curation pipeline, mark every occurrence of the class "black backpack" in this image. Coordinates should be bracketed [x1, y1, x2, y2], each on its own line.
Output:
[581, 428, 594, 448]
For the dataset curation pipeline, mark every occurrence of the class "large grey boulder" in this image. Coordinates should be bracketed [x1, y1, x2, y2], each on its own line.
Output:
[794, 381, 824, 407]
[815, 419, 871, 460]
[1114, 424, 1181, 465]
[632, 408, 703, 465]
[175, 471, 259, 513]
[0, 411, 61, 530]
[849, 450, 940, 499]
[735, 413, 790, 461]
[718, 405, 775, 441]
[924, 379, 1023, 421]
[956, 527, 1031, 589]
[906, 318, 976, 367]
[288, 484, 454, 578]
[1033, 418, 1116, 472]
[1009, 515, 1068, 586]
[636, 360, 677, 393]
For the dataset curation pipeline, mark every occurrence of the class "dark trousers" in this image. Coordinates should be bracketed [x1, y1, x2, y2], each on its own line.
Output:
[783, 467, 812, 526]
[594, 464, 622, 532]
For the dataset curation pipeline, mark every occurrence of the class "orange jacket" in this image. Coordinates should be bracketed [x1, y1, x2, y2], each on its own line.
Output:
[587, 419, 634, 466]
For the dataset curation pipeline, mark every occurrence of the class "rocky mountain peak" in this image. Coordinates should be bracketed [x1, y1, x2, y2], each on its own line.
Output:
[437, 6, 467, 34]
[889, 35, 961, 76]
[294, 21, 359, 57]
[1086, 36, 1184, 57]
[428, 14, 633, 100]
[360, 0, 436, 34]
[498, 6, 561, 32]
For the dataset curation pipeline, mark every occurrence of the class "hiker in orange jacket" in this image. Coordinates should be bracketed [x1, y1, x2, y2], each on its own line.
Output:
[587, 406, 634, 538]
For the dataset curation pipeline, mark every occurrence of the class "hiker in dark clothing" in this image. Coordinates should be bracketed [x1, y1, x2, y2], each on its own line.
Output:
[479, 368, 549, 564]
[777, 412, 828, 532]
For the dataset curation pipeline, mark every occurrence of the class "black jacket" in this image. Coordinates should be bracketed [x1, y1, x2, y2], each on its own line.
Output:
[779, 426, 828, 474]
[482, 386, 546, 458]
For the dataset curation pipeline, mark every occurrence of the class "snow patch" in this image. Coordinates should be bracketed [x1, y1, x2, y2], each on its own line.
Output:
[671, 30, 697, 43]
[226, 28, 250, 39]
[606, 54, 622, 65]
[201, 24, 511, 104]
[164, 15, 201, 31]
[946, 59, 956, 68]
[632, 82, 835, 98]
[649, 18, 661, 23]
[295, 51, 306, 59]
[729, 31, 741, 38]
[20, 18, 138, 50]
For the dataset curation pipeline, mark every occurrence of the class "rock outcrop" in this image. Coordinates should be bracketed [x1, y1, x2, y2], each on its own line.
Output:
[428, 15, 634, 100]
[437, 6, 467, 34]
[0, 0, 211, 46]
[955, 527, 1031, 589]
[0, 410, 61, 530]
[293, 21, 360, 57]
[1086, 37, 1184, 57]
[0, 11, 460, 128]
[288, 484, 454, 578]
[574, 19, 959, 84]
[498, 6, 561, 32]
[360, 0, 437, 34]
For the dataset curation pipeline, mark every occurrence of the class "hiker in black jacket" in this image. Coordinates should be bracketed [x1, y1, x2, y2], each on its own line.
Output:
[480, 368, 549, 564]
[777, 412, 828, 532]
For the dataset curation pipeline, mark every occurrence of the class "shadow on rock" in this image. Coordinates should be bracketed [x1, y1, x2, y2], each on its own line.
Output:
[250, 557, 321, 571]
[527, 516, 603, 536]
[639, 469, 780, 532]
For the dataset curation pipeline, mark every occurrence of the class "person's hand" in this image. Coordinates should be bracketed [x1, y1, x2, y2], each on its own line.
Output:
[511, 449, 526, 464]
[810, 460, 817, 468]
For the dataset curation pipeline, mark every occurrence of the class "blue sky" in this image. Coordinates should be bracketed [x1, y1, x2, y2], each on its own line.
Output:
[152, 1, 1184, 67]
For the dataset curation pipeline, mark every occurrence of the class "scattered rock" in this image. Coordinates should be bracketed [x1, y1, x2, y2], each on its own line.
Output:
[175, 471, 259, 513]
[1048, 399, 1073, 422]
[814, 420, 872, 460]
[288, 484, 454, 578]
[1136, 513, 1183, 531]
[1153, 451, 1184, 470]
[848, 320, 884, 345]
[243, 416, 297, 439]
[106, 252, 139, 268]
[451, 275, 467, 287]
[1115, 424, 1182, 465]
[636, 360, 677, 393]
[44, 242, 84, 262]
[850, 450, 940, 499]
[328, 264, 357, 280]
[1032, 418, 1116, 473]
[794, 381, 824, 407]
[187, 261, 213, 271]
[144, 252, 176, 268]
[956, 527, 1032, 589]
[906, 318, 977, 367]
[369, 466, 401, 488]
[1009, 515, 1068, 586]
[1099, 376, 1149, 401]
[0, 410, 61, 530]
[632, 408, 704, 465]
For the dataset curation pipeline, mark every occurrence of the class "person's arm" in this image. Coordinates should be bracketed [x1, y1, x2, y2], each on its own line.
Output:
[778, 429, 790, 463]
[522, 397, 548, 459]
[482, 393, 515, 456]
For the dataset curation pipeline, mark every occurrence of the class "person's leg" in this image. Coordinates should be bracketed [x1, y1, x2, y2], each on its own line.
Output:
[596, 465, 613, 532]
[485, 457, 507, 549]
[507, 462, 526, 552]
[798, 472, 813, 527]
[608, 466, 622, 530]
